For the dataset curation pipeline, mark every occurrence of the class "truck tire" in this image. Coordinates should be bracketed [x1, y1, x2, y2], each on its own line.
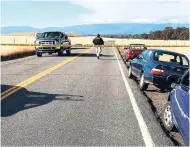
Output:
[66, 48, 71, 55]
[58, 48, 63, 56]
[37, 52, 42, 57]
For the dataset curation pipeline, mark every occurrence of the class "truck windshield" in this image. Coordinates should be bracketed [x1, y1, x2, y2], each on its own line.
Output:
[41, 32, 61, 38]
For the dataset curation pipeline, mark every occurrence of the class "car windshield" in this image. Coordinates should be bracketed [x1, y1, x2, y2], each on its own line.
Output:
[41, 32, 61, 38]
[153, 51, 189, 65]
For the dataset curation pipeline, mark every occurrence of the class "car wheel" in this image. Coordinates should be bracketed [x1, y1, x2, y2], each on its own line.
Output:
[124, 55, 128, 62]
[48, 53, 52, 55]
[128, 66, 134, 79]
[162, 102, 175, 132]
[66, 48, 71, 55]
[37, 52, 42, 57]
[139, 73, 148, 91]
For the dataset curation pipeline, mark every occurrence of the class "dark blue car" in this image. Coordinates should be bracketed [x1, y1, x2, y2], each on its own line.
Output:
[128, 49, 189, 90]
[162, 70, 189, 146]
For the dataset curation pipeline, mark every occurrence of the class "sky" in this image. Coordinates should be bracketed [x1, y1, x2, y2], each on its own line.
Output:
[1, 0, 190, 28]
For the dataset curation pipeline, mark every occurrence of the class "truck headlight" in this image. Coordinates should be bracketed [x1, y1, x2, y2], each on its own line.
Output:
[35, 40, 39, 44]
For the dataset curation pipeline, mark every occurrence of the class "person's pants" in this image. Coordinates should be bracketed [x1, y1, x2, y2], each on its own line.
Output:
[96, 47, 102, 57]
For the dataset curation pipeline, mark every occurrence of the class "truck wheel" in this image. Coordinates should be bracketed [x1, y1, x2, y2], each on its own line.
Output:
[139, 73, 148, 91]
[66, 48, 71, 55]
[58, 48, 63, 56]
[37, 52, 42, 57]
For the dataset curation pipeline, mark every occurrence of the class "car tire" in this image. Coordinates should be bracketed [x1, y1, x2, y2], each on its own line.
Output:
[128, 66, 134, 79]
[139, 73, 148, 91]
[66, 48, 71, 55]
[48, 53, 52, 55]
[161, 102, 175, 132]
[124, 55, 128, 62]
[37, 52, 42, 57]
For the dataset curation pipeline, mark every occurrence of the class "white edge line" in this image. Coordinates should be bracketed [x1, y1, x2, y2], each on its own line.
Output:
[113, 47, 155, 147]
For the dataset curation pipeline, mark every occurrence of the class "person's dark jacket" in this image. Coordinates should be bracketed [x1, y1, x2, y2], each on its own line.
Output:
[93, 37, 104, 45]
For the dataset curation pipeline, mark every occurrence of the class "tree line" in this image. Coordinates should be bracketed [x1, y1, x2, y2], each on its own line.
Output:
[102, 27, 189, 40]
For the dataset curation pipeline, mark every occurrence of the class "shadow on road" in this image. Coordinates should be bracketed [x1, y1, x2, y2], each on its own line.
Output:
[44, 53, 114, 58]
[99, 58, 121, 61]
[70, 48, 87, 50]
[146, 89, 169, 93]
[1, 84, 84, 117]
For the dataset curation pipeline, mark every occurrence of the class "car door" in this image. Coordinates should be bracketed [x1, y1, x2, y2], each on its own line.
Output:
[172, 71, 189, 145]
[130, 50, 139, 76]
[135, 50, 148, 78]
[131, 55, 142, 77]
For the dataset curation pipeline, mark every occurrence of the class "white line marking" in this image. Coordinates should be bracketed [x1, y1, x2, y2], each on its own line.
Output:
[113, 47, 155, 147]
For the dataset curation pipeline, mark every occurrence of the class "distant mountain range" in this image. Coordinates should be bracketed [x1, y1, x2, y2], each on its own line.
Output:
[1, 23, 189, 35]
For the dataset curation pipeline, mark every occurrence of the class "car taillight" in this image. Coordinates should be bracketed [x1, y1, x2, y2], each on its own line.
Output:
[151, 68, 165, 76]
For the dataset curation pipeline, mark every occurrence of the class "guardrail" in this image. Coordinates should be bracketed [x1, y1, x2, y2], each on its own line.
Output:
[1, 43, 190, 47]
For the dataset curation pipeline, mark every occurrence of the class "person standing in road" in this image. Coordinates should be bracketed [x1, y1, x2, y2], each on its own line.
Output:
[93, 34, 104, 59]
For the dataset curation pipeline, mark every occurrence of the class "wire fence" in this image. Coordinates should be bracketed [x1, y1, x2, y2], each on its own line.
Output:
[0, 36, 190, 47]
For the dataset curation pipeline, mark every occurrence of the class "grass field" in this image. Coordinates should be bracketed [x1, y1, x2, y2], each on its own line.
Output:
[0, 34, 190, 58]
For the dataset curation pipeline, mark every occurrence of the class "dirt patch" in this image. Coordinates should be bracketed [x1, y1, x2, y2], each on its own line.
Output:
[117, 47, 185, 146]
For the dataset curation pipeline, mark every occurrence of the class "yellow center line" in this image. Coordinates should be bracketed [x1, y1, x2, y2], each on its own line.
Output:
[1, 48, 92, 100]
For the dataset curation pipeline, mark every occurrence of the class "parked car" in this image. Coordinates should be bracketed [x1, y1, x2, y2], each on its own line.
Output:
[123, 43, 147, 62]
[35, 31, 71, 57]
[162, 69, 189, 146]
[128, 49, 189, 90]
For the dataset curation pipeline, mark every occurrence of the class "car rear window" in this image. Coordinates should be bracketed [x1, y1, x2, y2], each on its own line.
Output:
[129, 45, 146, 50]
[153, 51, 189, 66]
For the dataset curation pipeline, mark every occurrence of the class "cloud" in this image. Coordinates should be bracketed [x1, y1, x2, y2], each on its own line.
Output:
[70, 0, 190, 24]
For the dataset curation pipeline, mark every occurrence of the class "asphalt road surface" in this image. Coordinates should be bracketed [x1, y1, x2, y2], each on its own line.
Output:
[1, 47, 175, 146]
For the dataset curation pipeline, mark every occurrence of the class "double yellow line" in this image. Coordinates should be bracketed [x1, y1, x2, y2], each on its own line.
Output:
[1, 48, 92, 100]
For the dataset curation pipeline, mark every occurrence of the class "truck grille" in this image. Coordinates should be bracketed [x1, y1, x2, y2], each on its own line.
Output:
[39, 41, 55, 44]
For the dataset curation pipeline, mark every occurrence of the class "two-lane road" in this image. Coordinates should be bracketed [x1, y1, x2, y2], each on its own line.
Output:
[1, 47, 174, 146]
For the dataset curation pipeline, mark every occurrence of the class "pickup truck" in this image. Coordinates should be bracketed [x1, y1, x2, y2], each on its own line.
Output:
[123, 43, 147, 62]
[35, 31, 71, 57]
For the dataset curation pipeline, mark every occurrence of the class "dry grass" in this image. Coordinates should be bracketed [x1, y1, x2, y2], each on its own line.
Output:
[0, 34, 190, 59]
[3, 32, 36, 36]
[1, 46, 35, 56]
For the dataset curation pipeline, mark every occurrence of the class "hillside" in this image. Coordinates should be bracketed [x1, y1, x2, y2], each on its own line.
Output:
[1, 23, 189, 35]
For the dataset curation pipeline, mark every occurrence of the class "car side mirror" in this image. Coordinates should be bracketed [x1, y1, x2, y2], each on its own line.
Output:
[167, 75, 180, 89]
[136, 56, 142, 60]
